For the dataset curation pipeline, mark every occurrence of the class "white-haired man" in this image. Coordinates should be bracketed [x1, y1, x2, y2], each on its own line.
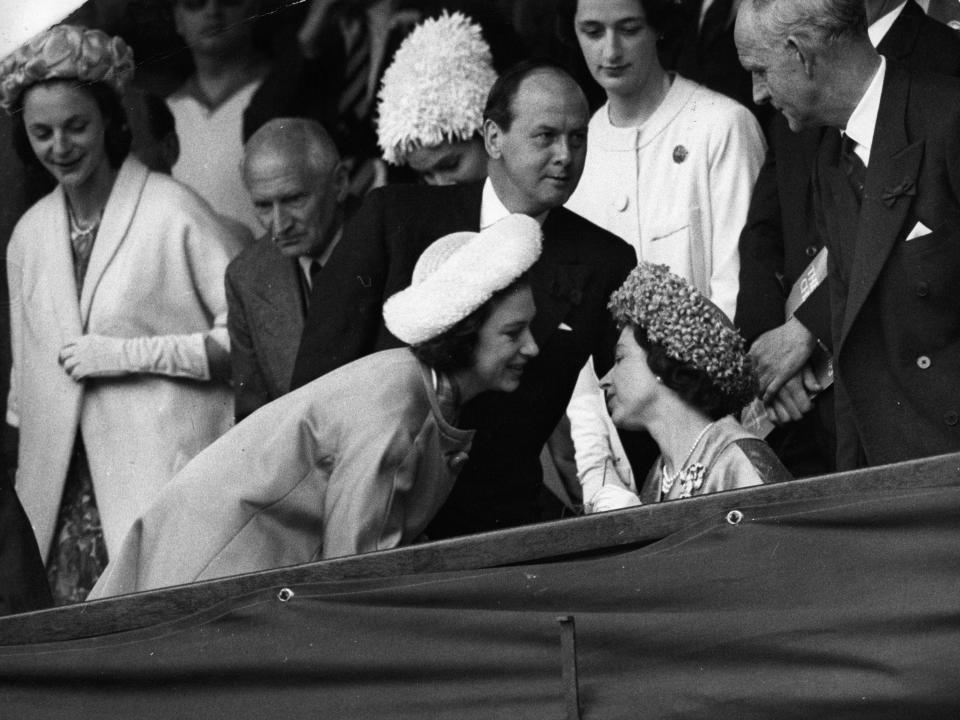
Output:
[736, 0, 960, 469]
[226, 118, 349, 421]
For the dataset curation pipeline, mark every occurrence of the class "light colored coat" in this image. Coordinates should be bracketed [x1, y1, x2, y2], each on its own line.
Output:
[89, 349, 475, 598]
[7, 157, 243, 558]
[565, 76, 766, 501]
[566, 75, 764, 318]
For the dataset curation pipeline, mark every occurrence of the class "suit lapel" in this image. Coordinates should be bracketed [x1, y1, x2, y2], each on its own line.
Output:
[249, 253, 305, 341]
[79, 158, 149, 328]
[840, 64, 921, 348]
[530, 209, 592, 347]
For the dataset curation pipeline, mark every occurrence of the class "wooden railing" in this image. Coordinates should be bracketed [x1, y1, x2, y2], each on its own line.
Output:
[2, 451, 958, 646]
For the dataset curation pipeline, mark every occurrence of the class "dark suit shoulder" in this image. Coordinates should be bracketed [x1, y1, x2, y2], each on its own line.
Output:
[899, 64, 960, 130]
[910, 8, 960, 76]
[878, 0, 960, 77]
[550, 206, 635, 263]
[226, 237, 288, 280]
[364, 180, 482, 214]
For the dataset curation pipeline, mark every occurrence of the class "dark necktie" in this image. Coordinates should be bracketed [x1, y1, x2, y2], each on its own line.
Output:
[840, 134, 867, 205]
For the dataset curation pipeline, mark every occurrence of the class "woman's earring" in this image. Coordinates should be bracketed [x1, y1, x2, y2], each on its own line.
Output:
[655, 375, 663, 383]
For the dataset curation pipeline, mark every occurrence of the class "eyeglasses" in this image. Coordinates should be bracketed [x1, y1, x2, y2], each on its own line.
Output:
[176, 0, 249, 12]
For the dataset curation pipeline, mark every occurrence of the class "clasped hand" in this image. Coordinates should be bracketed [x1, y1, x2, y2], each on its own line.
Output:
[58, 335, 130, 380]
[749, 317, 819, 402]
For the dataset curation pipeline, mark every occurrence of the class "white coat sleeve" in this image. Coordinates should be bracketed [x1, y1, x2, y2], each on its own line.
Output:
[566, 359, 635, 512]
[5, 233, 22, 428]
[706, 106, 766, 321]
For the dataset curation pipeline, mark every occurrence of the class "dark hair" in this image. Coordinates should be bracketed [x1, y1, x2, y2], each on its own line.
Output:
[633, 326, 738, 420]
[12, 79, 132, 172]
[555, 0, 688, 59]
[483, 58, 578, 132]
[411, 276, 530, 373]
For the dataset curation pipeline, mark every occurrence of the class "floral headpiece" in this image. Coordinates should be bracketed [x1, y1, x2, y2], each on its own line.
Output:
[0, 25, 135, 113]
[376, 11, 497, 166]
[609, 263, 756, 407]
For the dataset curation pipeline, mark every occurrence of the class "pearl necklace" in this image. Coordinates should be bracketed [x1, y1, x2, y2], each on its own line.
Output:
[660, 420, 715, 495]
[67, 202, 103, 238]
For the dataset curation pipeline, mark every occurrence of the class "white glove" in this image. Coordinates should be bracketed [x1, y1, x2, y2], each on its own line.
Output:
[59, 333, 210, 381]
[586, 485, 642, 514]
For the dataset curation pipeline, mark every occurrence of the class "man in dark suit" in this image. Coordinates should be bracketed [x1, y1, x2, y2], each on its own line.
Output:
[291, 60, 640, 537]
[664, 0, 761, 117]
[734, 0, 960, 476]
[226, 118, 349, 422]
[736, 0, 960, 470]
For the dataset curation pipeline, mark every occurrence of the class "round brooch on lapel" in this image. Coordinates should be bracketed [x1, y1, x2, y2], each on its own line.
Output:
[672, 145, 688, 164]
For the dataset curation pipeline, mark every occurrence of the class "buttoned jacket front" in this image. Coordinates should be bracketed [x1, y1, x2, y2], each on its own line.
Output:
[565, 75, 765, 320]
[813, 64, 960, 468]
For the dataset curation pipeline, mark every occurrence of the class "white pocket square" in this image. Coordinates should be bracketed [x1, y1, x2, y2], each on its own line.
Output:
[558, 322, 573, 332]
[905, 221, 932, 241]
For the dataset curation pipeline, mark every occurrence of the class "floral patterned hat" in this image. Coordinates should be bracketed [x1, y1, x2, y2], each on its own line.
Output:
[0, 25, 135, 113]
[376, 11, 497, 166]
[609, 262, 757, 408]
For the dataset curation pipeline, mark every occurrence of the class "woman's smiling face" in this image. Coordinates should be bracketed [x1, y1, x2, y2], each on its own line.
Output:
[470, 284, 539, 394]
[23, 81, 109, 191]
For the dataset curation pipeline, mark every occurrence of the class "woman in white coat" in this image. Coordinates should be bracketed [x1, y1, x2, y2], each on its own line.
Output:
[560, 0, 766, 509]
[1, 26, 244, 603]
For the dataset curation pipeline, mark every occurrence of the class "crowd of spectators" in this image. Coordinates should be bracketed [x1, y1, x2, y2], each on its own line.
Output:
[1, 0, 959, 615]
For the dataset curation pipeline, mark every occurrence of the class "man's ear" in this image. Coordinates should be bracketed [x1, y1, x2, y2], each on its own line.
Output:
[332, 162, 350, 203]
[483, 118, 503, 160]
[786, 34, 815, 78]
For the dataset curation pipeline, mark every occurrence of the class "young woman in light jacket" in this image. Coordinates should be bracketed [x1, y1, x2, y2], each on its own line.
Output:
[1, 26, 244, 603]
[560, 0, 766, 508]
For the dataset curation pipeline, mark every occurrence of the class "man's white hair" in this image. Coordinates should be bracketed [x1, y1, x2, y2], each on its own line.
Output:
[243, 117, 341, 180]
[746, 0, 868, 48]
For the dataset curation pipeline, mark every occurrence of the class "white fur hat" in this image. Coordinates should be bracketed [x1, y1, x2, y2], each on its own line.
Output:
[376, 11, 497, 165]
[383, 214, 542, 345]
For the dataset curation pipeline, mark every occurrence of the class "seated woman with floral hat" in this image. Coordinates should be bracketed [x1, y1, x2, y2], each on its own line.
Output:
[588, 263, 791, 513]
[89, 214, 542, 597]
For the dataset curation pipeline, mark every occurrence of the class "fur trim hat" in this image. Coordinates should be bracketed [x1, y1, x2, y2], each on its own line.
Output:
[609, 262, 757, 407]
[383, 214, 542, 345]
[0, 25, 135, 112]
[376, 11, 497, 166]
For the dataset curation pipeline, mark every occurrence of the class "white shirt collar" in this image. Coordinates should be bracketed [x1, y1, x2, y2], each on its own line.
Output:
[479, 177, 548, 229]
[868, 1, 907, 47]
[298, 226, 343, 288]
[844, 56, 886, 167]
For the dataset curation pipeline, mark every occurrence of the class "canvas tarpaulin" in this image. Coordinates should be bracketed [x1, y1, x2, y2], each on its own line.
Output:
[1, 482, 958, 719]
